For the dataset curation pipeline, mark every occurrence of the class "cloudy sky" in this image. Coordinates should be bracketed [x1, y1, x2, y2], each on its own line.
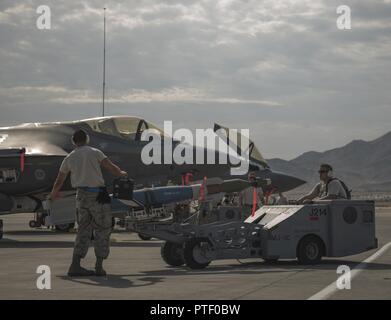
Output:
[1, 0, 390, 159]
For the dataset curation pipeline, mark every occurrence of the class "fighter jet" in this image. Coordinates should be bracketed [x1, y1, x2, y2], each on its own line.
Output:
[0, 116, 305, 230]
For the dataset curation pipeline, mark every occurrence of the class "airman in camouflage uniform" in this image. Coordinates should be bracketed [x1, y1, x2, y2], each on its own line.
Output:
[50, 129, 127, 277]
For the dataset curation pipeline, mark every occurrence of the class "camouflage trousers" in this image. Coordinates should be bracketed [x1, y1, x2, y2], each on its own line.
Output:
[73, 189, 112, 259]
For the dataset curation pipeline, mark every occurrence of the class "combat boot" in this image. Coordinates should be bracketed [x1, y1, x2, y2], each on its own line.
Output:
[67, 254, 95, 276]
[95, 257, 107, 276]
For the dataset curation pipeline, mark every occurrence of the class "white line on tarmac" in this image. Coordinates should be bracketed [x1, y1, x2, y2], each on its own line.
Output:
[308, 241, 391, 300]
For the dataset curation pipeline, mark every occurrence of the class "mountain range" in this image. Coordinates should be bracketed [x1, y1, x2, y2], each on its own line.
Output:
[267, 131, 391, 192]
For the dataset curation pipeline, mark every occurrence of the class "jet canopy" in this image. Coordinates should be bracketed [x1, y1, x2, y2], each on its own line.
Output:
[74, 116, 167, 141]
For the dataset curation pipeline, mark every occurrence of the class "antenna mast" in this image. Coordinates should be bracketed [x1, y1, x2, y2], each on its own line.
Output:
[102, 7, 106, 116]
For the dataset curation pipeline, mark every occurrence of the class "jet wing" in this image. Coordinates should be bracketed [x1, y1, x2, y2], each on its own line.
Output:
[213, 123, 269, 169]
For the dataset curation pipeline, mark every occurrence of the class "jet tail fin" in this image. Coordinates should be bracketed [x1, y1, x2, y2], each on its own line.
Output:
[213, 123, 269, 170]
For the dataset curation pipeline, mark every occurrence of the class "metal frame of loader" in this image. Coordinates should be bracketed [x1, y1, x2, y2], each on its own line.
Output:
[125, 200, 377, 269]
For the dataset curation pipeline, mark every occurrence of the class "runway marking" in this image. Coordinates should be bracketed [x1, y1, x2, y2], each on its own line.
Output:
[308, 241, 391, 300]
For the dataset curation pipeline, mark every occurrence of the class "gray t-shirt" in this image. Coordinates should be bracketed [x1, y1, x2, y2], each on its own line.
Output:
[59, 146, 107, 188]
[310, 179, 347, 199]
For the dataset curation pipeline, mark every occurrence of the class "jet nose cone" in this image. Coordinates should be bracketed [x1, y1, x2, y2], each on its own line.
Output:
[267, 171, 306, 192]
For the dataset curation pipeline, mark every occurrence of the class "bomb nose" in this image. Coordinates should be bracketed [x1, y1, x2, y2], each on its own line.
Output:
[267, 171, 306, 192]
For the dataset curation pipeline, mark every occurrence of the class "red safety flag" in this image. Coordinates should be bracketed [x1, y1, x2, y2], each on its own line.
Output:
[182, 172, 193, 185]
[185, 172, 192, 185]
[20, 149, 25, 173]
[198, 176, 207, 201]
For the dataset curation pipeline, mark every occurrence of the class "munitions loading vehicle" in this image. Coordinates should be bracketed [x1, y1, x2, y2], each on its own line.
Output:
[127, 200, 377, 269]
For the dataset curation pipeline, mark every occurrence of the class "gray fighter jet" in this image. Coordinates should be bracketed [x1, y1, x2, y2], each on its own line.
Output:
[0, 116, 305, 230]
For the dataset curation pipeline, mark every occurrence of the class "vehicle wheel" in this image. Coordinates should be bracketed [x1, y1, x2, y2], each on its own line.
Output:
[55, 223, 75, 232]
[297, 235, 324, 265]
[29, 220, 38, 228]
[161, 242, 185, 267]
[183, 238, 212, 269]
[111, 217, 116, 228]
[138, 233, 152, 241]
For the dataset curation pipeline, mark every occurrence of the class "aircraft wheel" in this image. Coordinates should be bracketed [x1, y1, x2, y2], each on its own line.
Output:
[138, 233, 152, 241]
[297, 235, 324, 265]
[161, 242, 185, 267]
[183, 238, 212, 269]
[29, 220, 38, 228]
[55, 223, 75, 232]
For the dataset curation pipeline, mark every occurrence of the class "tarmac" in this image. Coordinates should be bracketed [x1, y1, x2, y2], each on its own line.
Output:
[0, 208, 390, 300]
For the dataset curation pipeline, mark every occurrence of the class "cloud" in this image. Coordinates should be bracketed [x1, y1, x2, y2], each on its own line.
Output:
[0, 3, 35, 27]
[0, 85, 281, 107]
[0, 0, 390, 159]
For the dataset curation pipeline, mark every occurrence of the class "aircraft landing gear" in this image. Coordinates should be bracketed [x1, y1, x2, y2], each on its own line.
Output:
[28, 220, 38, 228]
[28, 212, 47, 229]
